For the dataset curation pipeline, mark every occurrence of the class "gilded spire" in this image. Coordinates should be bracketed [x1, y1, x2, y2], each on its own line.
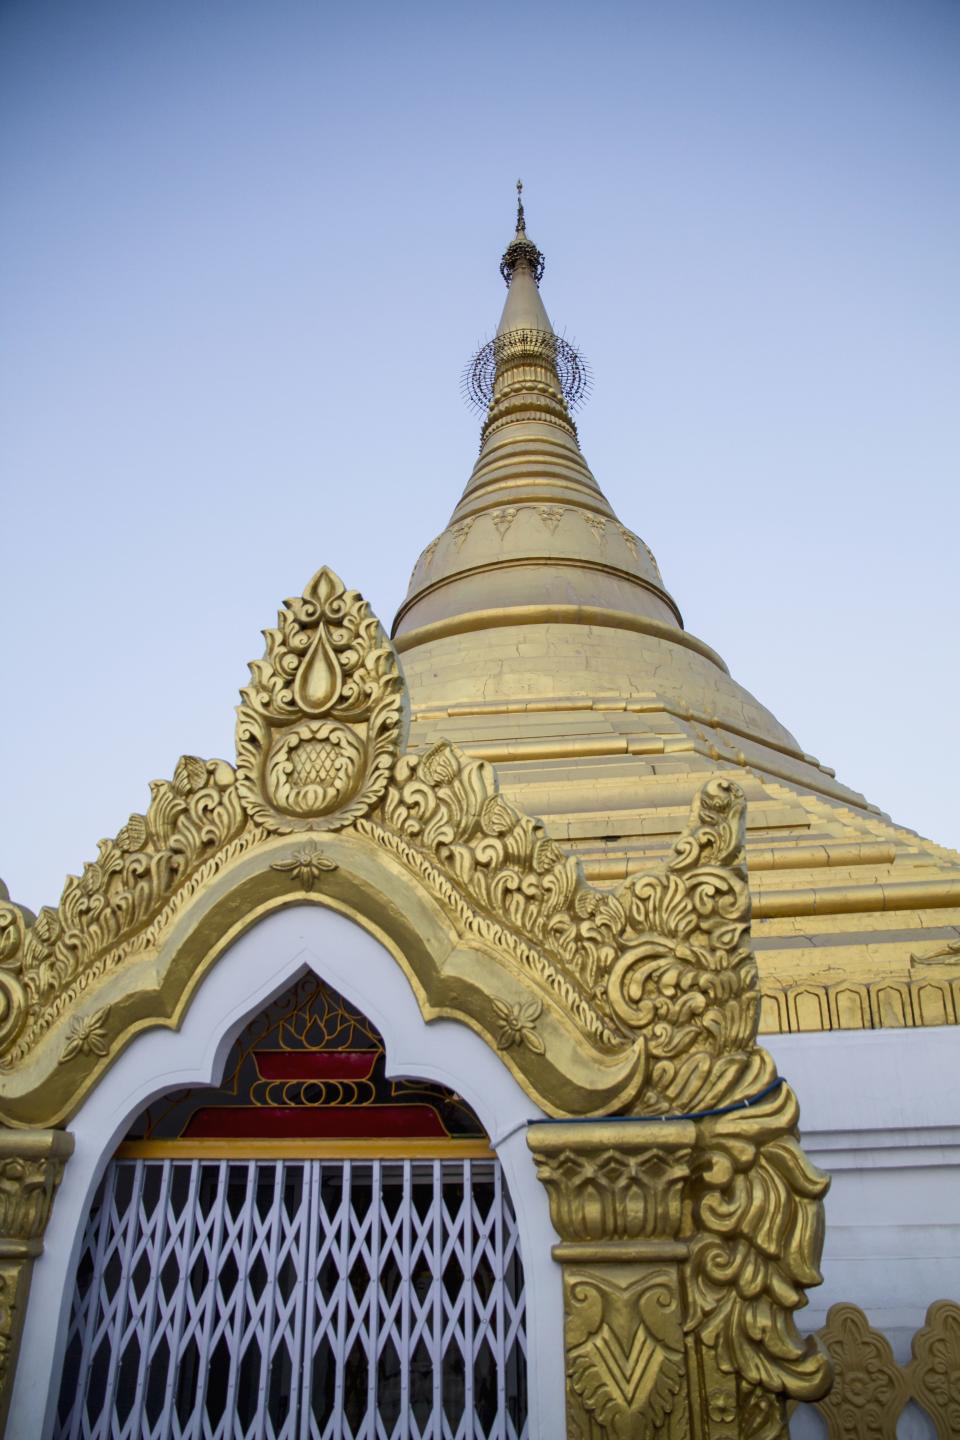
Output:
[392, 200, 680, 644]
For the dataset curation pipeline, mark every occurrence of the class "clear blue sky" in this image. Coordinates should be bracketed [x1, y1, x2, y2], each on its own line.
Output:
[2, 0, 958, 911]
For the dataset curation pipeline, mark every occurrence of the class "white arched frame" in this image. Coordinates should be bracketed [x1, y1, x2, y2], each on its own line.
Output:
[10, 905, 565, 1439]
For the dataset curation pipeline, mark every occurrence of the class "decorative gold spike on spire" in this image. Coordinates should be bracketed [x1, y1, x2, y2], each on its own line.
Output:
[500, 179, 545, 285]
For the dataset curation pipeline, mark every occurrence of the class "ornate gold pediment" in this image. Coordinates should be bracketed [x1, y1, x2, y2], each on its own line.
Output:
[0, 566, 778, 1132]
[0, 565, 833, 1431]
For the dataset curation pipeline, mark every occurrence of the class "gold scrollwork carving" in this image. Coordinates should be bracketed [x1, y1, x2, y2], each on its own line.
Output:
[374, 738, 624, 1046]
[236, 566, 406, 833]
[374, 738, 761, 1121]
[612, 775, 759, 1117]
[686, 1081, 830, 1401]
[0, 899, 26, 1056]
[0, 756, 246, 1070]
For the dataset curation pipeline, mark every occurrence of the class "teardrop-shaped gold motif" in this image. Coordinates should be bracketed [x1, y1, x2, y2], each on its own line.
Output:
[294, 621, 341, 715]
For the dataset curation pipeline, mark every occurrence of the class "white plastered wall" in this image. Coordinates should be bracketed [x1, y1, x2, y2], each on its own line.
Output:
[768, 1026, 960, 1357]
[9, 906, 566, 1440]
[770, 1028, 960, 1440]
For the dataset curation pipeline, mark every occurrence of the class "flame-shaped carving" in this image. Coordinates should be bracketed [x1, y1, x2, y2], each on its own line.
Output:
[236, 567, 406, 833]
[293, 615, 341, 714]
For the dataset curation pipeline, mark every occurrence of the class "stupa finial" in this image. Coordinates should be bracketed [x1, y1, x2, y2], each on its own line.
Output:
[464, 188, 589, 418]
[500, 180, 545, 286]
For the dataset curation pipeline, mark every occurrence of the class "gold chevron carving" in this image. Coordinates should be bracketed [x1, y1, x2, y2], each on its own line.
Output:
[566, 1272, 685, 1437]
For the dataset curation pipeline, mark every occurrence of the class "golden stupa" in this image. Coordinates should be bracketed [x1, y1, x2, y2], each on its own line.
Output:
[2, 187, 958, 1440]
[394, 187, 960, 1037]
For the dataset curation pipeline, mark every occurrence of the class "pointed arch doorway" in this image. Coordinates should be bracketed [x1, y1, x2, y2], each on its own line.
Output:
[11, 908, 564, 1440]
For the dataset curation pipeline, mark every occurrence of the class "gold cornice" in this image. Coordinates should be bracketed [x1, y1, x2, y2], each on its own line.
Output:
[116, 1138, 495, 1160]
[393, 604, 729, 671]
[584, 842, 899, 883]
[749, 842, 897, 871]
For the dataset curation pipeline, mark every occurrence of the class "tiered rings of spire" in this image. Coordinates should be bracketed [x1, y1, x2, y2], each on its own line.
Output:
[463, 332, 591, 417]
[463, 182, 591, 416]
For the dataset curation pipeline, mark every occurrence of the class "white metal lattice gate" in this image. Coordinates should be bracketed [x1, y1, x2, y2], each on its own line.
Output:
[55, 1157, 528, 1440]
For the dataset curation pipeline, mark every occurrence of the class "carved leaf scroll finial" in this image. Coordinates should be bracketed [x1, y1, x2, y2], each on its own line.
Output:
[236, 567, 407, 834]
[610, 775, 761, 1117]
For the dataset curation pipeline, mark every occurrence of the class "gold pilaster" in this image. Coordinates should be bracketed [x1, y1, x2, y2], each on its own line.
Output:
[530, 1119, 696, 1439]
[0, 1127, 73, 1433]
[530, 1103, 830, 1440]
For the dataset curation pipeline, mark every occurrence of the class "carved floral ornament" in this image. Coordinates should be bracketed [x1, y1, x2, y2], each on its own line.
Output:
[790, 1301, 960, 1440]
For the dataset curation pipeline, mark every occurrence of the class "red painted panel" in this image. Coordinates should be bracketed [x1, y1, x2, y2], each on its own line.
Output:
[183, 1105, 450, 1140]
[253, 1050, 379, 1081]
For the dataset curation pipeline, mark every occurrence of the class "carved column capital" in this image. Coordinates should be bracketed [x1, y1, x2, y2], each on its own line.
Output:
[0, 1127, 73, 1256]
[529, 1119, 695, 1262]
[0, 1127, 73, 1431]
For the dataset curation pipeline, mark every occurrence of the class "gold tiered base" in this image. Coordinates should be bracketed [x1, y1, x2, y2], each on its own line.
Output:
[399, 618, 960, 1036]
